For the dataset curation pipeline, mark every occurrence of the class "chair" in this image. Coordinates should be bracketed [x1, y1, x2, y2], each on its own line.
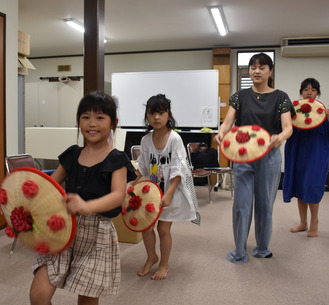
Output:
[130, 145, 141, 170]
[186, 143, 213, 203]
[5, 153, 36, 172]
[130, 145, 141, 160]
[5, 154, 37, 254]
[187, 142, 233, 200]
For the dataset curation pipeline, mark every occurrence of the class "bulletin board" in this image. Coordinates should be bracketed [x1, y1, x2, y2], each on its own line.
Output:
[111, 70, 219, 129]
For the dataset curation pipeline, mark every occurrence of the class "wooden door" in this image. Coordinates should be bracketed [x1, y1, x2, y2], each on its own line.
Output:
[0, 13, 6, 228]
[0, 14, 5, 179]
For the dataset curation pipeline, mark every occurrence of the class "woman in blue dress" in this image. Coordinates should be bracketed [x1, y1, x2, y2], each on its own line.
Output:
[283, 78, 329, 237]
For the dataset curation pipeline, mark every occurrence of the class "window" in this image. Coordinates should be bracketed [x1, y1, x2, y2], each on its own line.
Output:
[237, 51, 275, 90]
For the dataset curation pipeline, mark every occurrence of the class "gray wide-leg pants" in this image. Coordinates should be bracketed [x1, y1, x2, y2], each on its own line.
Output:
[226, 148, 282, 263]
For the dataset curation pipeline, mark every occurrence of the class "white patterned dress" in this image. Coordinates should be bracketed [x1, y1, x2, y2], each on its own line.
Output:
[137, 130, 200, 224]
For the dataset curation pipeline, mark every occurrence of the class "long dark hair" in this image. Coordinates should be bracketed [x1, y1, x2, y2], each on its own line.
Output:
[299, 78, 321, 96]
[144, 94, 176, 132]
[248, 53, 274, 88]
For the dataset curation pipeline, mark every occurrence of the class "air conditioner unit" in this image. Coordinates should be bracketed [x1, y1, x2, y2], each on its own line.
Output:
[281, 36, 329, 57]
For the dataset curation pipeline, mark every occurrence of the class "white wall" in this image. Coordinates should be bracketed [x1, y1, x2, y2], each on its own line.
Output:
[26, 50, 213, 83]
[28, 48, 329, 108]
[275, 53, 329, 107]
[0, 0, 19, 155]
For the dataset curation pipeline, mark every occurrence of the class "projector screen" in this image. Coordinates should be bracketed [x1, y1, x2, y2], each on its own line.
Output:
[112, 70, 219, 129]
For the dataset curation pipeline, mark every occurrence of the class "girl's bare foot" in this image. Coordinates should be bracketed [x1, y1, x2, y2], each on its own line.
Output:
[290, 224, 308, 233]
[307, 231, 319, 237]
[150, 265, 168, 280]
[137, 257, 158, 277]
[308, 222, 319, 237]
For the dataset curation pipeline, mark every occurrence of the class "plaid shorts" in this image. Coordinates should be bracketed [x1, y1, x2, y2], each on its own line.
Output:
[32, 214, 120, 298]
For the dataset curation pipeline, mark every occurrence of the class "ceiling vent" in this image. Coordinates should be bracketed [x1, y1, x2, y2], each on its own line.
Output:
[280, 36, 329, 57]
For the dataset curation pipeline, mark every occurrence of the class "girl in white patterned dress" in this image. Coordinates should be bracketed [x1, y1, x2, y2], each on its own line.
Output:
[129, 94, 200, 280]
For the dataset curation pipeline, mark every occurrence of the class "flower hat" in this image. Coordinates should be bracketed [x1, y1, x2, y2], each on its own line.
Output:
[0, 167, 76, 254]
[122, 180, 163, 232]
[292, 98, 327, 130]
[220, 125, 271, 163]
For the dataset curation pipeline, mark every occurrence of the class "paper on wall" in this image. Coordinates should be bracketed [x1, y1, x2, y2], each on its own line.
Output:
[201, 106, 216, 127]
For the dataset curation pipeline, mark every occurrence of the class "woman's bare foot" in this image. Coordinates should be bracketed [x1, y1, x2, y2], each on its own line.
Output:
[290, 224, 308, 233]
[137, 257, 158, 277]
[150, 265, 169, 280]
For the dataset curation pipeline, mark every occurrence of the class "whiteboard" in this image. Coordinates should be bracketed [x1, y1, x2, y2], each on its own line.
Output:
[112, 70, 219, 129]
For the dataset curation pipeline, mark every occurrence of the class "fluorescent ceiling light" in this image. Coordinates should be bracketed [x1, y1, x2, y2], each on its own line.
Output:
[209, 6, 229, 37]
[64, 18, 110, 43]
[64, 18, 85, 33]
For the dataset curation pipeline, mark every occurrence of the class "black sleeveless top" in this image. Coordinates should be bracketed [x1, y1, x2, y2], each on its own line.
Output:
[59, 145, 136, 218]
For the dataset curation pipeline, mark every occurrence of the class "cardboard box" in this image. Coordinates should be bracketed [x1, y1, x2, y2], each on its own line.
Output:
[18, 55, 35, 75]
[18, 30, 30, 56]
[112, 215, 142, 243]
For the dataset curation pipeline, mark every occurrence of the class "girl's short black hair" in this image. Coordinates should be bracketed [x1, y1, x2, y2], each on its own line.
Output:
[248, 52, 274, 87]
[144, 94, 176, 131]
[77, 91, 118, 132]
[299, 78, 321, 96]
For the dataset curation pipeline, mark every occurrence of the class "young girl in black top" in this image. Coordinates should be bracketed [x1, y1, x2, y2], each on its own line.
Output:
[29, 91, 136, 305]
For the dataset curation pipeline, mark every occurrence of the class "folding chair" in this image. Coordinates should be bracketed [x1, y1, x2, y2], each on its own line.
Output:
[186, 143, 213, 202]
[187, 142, 233, 200]
[5, 154, 37, 254]
[130, 145, 141, 160]
[130, 145, 141, 171]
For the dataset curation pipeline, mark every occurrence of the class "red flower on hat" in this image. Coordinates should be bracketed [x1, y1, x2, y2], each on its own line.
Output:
[47, 215, 65, 232]
[10, 206, 33, 233]
[236, 132, 250, 143]
[5, 225, 17, 238]
[35, 243, 50, 254]
[300, 103, 312, 113]
[142, 185, 150, 193]
[293, 100, 299, 106]
[231, 126, 239, 132]
[129, 217, 138, 226]
[223, 140, 231, 148]
[22, 180, 39, 198]
[238, 147, 247, 156]
[252, 125, 261, 131]
[317, 108, 324, 114]
[305, 117, 312, 125]
[127, 186, 134, 195]
[129, 195, 142, 210]
[121, 206, 127, 215]
[257, 138, 265, 146]
[145, 203, 156, 213]
[308, 98, 315, 103]
[0, 189, 7, 205]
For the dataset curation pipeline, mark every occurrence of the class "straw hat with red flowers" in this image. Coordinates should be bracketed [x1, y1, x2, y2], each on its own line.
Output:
[0, 167, 76, 254]
[220, 125, 271, 163]
[122, 180, 163, 232]
[292, 98, 327, 129]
